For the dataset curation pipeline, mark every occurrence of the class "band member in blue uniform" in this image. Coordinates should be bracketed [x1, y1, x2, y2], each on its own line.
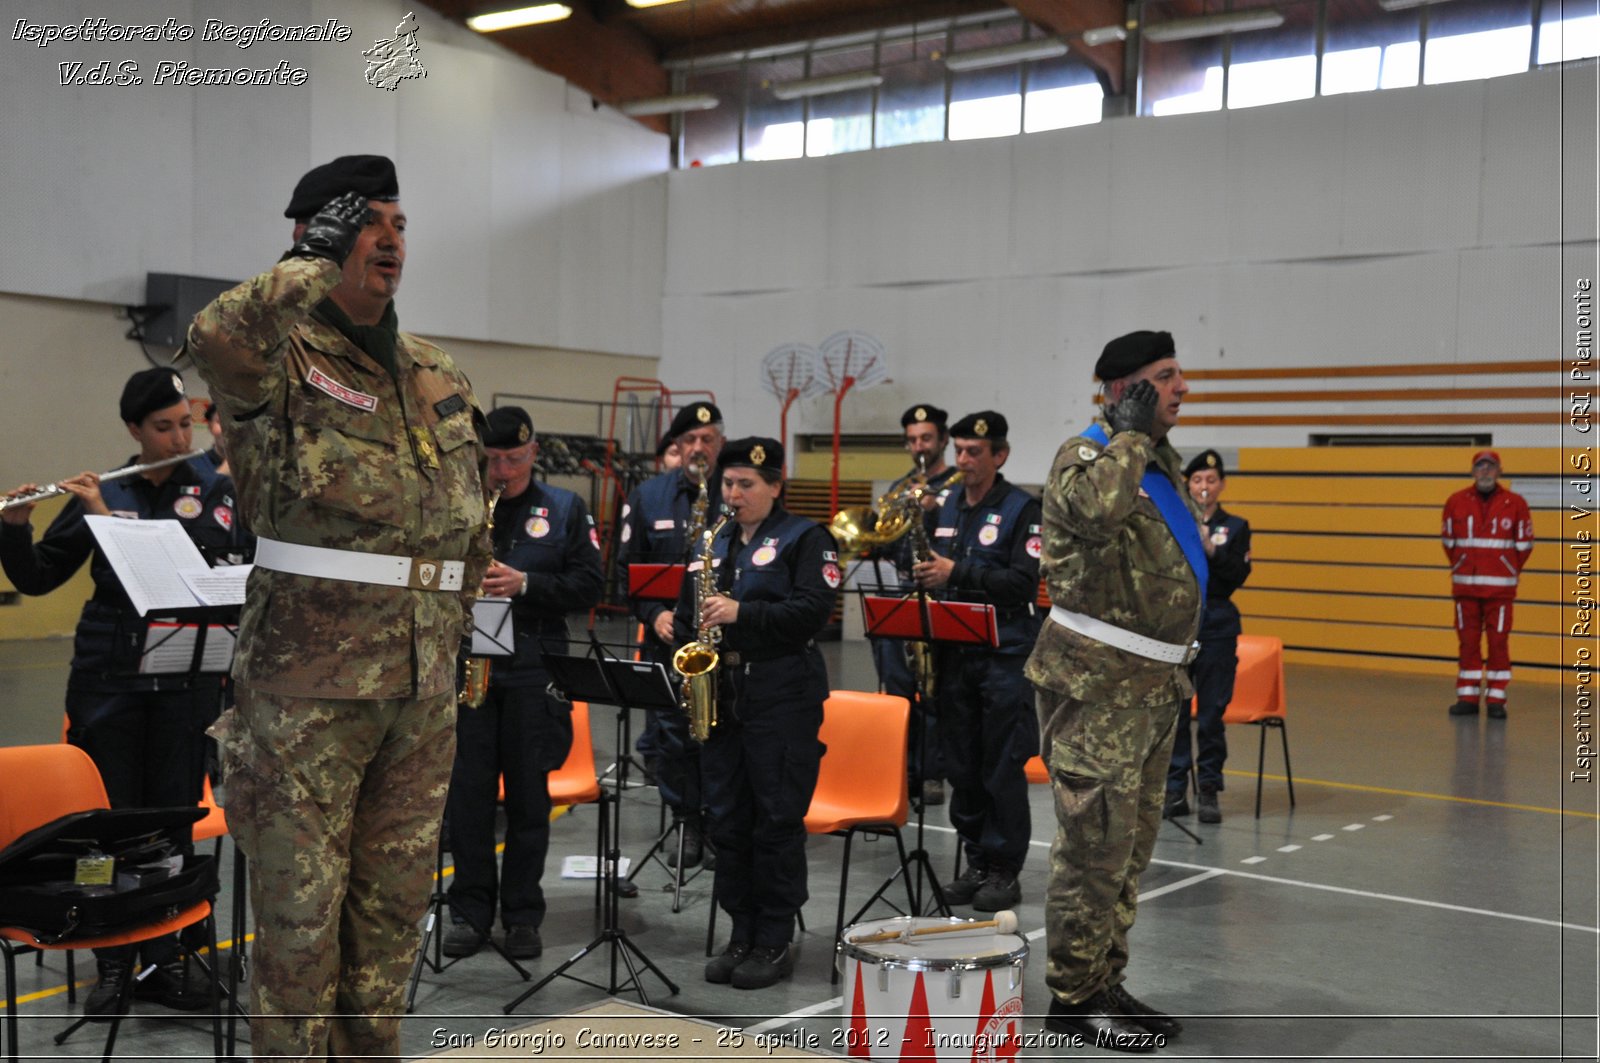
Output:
[687, 437, 838, 991]
[619, 400, 724, 871]
[0, 368, 242, 1015]
[444, 407, 603, 959]
[869, 403, 961, 807]
[1165, 449, 1252, 825]
[914, 410, 1043, 913]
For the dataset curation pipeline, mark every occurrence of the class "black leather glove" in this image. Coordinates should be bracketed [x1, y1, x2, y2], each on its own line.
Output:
[1108, 379, 1159, 437]
[287, 191, 370, 264]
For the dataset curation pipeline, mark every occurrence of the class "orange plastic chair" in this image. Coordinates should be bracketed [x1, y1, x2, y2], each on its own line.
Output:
[1191, 634, 1294, 817]
[1024, 755, 1049, 784]
[0, 744, 223, 1063]
[547, 701, 604, 909]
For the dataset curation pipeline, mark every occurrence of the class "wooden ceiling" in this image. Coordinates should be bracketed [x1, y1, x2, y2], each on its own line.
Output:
[419, 0, 1131, 131]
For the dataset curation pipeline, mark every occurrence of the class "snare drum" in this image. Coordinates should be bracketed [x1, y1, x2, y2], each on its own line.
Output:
[837, 916, 1027, 1062]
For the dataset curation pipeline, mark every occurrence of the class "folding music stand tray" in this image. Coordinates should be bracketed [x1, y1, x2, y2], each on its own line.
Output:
[504, 648, 681, 1011]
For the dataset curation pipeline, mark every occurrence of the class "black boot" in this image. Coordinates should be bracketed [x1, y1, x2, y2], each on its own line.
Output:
[85, 958, 132, 1020]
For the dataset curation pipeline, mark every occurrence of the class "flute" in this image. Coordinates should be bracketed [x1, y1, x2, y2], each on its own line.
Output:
[0, 450, 205, 512]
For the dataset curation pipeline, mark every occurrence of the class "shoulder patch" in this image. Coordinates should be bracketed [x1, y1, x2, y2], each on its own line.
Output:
[1077, 445, 1099, 462]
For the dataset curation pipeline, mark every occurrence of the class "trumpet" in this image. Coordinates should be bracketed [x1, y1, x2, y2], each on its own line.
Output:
[0, 451, 205, 512]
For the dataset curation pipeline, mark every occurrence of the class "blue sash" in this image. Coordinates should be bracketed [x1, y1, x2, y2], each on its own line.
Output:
[1082, 424, 1208, 602]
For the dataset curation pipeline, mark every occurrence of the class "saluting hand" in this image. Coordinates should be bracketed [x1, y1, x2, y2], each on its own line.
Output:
[1108, 379, 1159, 437]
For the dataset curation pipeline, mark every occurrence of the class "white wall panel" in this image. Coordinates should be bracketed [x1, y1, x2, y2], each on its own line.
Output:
[1481, 69, 1566, 247]
[1105, 111, 1229, 270]
[664, 161, 831, 296]
[1457, 246, 1563, 362]
[829, 141, 1013, 285]
[0, 0, 667, 356]
[1225, 96, 1347, 262]
[1337, 83, 1484, 255]
[1011, 124, 1114, 277]
[397, 40, 494, 340]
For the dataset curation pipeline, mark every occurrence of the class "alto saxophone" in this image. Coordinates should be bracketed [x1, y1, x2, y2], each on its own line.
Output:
[673, 504, 734, 742]
[903, 465, 947, 699]
[459, 487, 504, 708]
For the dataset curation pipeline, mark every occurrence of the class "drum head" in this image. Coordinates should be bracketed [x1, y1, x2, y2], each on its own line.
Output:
[838, 916, 1027, 970]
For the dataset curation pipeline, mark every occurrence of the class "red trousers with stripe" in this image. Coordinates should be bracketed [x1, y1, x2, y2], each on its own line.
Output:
[1454, 596, 1514, 706]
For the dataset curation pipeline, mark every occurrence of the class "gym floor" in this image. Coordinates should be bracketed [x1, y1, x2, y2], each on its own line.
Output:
[0, 628, 1593, 1062]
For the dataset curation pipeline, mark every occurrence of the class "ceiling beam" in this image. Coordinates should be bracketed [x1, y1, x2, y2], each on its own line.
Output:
[658, 1, 986, 63]
[1004, 0, 1129, 94]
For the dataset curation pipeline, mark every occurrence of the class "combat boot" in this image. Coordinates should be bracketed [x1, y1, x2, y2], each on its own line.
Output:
[1448, 700, 1479, 716]
[972, 871, 1021, 912]
[731, 944, 795, 990]
[1487, 701, 1507, 719]
[705, 940, 751, 984]
[1106, 983, 1183, 1036]
[1045, 993, 1160, 1053]
[941, 864, 987, 905]
[1196, 789, 1222, 824]
[85, 957, 132, 1020]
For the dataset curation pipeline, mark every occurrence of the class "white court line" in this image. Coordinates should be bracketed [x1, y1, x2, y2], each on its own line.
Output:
[1156, 856, 1599, 934]
[748, 867, 1225, 1033]
[1277, 844, 1302, 853]
[1311, 833, 1335, 841]
[1241, 856, 1268, 864]
[1342, 823, 1366, 831]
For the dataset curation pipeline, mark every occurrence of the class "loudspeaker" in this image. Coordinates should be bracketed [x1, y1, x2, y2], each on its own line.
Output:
[141, 273, 240, 347]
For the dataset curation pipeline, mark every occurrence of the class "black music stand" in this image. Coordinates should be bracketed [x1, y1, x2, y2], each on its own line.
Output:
[848, 591, 986, 923]
[504, 649, 681, 1011]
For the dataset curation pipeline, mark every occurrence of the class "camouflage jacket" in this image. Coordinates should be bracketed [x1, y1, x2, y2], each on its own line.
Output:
[186, 256, 490, 699]
[1024, 419, 1202, 708]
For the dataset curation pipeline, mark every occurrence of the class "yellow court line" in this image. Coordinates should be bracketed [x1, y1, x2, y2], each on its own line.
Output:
[1225, 768, 1600, 819]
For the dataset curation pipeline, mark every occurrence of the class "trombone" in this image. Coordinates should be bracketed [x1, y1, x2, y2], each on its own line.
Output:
[0, 451, 205, 512]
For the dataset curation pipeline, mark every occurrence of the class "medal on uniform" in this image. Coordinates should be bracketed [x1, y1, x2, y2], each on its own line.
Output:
[752, 544, 777, 566]
[527, 516, 551, 539]
[411, 427, 439, 469]
[173, 496, 202, 519]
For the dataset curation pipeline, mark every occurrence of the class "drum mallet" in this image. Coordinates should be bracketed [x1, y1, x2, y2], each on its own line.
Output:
[847, 910, 1018, 945]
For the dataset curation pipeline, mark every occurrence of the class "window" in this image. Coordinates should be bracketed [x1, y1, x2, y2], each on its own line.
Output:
[1227, 2, 1318, 108]
[1538, 10, 1600, 62]
[1424, 0, 1533, 83]
[876, 35, 947, 148]
[745, 56, 806, 161]
[681, 66, 744, 168]
[1323, 0, 1421, 94]
[1023, 55, 1104, 131]
[805, 45, 876, 157]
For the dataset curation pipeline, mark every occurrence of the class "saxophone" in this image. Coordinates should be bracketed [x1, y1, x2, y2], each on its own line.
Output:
[684, 457, 710, 557]
[673, 504, 734, 742]
[459, 487, 504, 708]
[903, 459, 960, 700]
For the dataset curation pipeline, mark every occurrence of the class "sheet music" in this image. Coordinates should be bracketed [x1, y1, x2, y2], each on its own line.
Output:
[470, 597, 515, 657]
[84, 516, 212, 615]
[180, 565, 252, 607]
[138, 623, 237, 674]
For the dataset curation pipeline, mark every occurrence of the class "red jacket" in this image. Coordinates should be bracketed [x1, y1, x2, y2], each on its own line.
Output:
[1441, 484, 1533, 600]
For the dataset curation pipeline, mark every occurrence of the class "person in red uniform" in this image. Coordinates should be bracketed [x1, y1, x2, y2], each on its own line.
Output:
[1441, 450, 1533, 719]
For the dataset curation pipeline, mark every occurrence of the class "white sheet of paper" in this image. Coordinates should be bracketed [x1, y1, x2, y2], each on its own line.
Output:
[138, 623, 237, 675]
[470, 597, 515, 657]
[84, 515, 212, 615]
[180, 564, 252, 607]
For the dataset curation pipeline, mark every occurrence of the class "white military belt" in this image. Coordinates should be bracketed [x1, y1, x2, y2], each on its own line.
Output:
[254, 536, 465, 592]
[1049, 605, 1198, 665]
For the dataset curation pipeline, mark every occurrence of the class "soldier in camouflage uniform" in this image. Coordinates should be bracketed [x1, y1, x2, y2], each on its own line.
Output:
[1025, 330, 1206, 1053]
[186, 155, 490, 1063]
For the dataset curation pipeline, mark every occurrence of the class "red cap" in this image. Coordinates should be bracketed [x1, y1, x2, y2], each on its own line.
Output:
[1471, 449, 1501, 468]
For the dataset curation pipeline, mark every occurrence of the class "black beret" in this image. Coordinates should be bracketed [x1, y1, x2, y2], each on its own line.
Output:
[668, 401, 722, 440]
[483, 406, 534, 449]
[1184, 449, 1226, 479]
[717, 436, 784, 475]
[655, 431, 676, 458]
[949, 410, 1007, 443]
[1095, 330, 1176, 381]
[284, 155, 399, 220]
[901, 404, 948, 429]
[120, 368, 188, 424]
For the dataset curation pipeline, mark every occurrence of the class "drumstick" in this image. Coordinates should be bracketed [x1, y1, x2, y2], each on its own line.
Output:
[847, 910, 1018, 945]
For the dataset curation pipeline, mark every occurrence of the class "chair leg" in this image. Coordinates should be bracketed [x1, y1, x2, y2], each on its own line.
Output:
[1255, 723, 1267, 818]
[1277, 720, 1295, 808]
[5, 939, 21, 1063]
[832, 832, 855, 984]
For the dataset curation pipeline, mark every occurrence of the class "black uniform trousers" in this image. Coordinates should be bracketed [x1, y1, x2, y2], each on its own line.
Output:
[447, 678, 573, 932]
[938, 650, 1037, 876]
[701, 653, 826, 950]
[871, 636, 943, 787]
[1168, 635, 1236, 795]
[66, 675, 219, 963]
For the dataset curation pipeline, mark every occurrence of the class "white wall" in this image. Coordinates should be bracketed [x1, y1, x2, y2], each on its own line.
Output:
[0, 0, 668, 357]
[662, 65, 1599, 481]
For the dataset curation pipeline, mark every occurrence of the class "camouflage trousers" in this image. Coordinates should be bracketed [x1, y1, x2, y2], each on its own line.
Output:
[1035, 687, 1180, 1004]
[218, 686, 456, 1062]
